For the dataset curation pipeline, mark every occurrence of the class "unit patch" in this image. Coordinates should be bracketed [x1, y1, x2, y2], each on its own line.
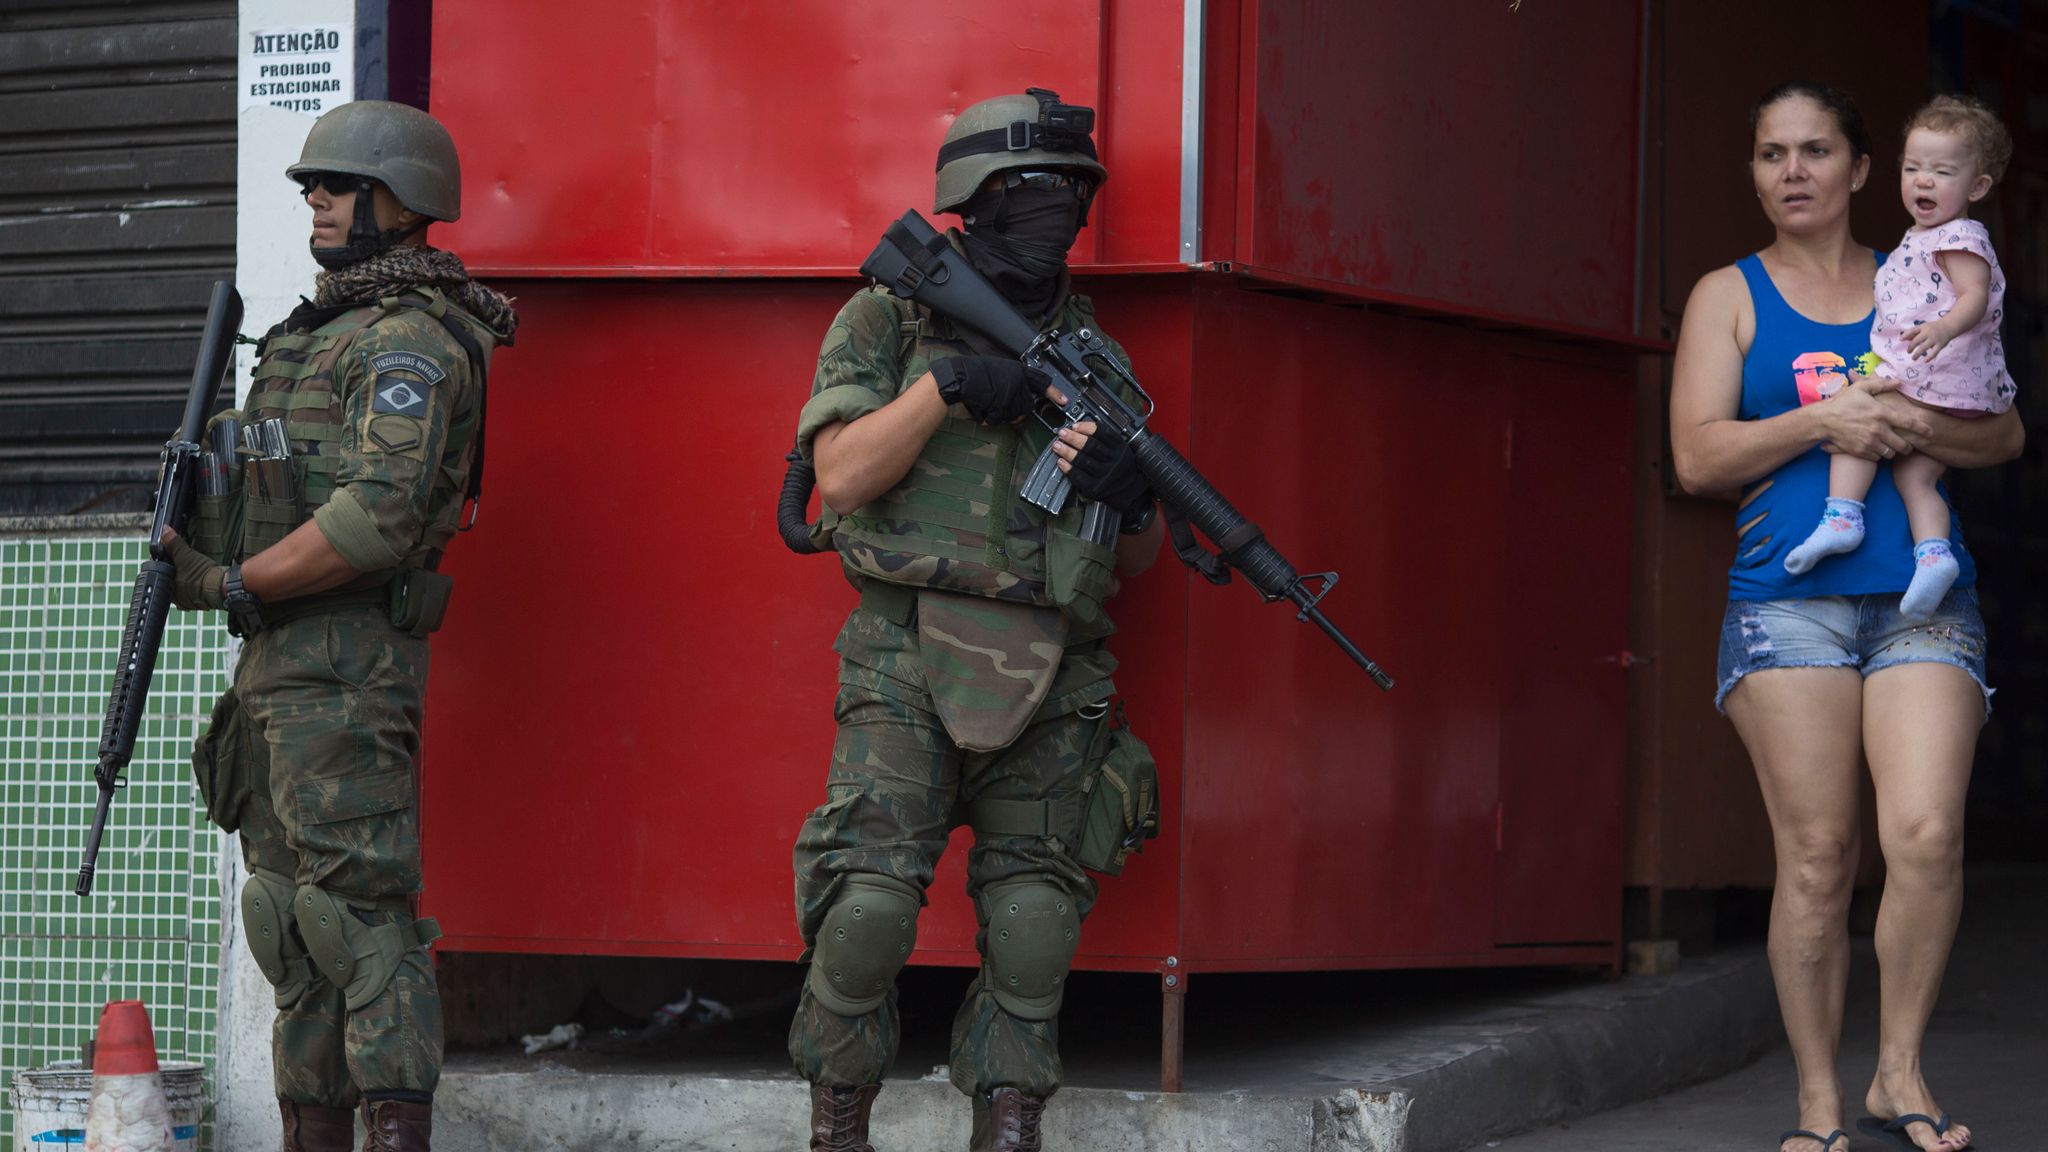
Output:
[368, 350, 447, 386]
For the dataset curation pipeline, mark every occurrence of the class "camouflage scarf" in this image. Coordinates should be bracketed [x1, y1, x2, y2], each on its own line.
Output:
[312, 244, 520, 342]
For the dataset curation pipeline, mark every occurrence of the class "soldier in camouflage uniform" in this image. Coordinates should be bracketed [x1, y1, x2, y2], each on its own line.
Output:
[162, 101, 516, 1152]
[789, 90, 1164, 1152]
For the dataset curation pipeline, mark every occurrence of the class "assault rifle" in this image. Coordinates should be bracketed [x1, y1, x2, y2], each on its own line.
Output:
[857, 211, 1393, 689]
[75, 281, 243, 897]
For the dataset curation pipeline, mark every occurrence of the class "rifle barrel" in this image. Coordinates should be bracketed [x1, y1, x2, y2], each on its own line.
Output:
[75, 280, 240, 899]
[75, 785, 114, 897]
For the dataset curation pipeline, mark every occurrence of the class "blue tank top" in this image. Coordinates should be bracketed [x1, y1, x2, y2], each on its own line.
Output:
[1727, 253, 1975, 600]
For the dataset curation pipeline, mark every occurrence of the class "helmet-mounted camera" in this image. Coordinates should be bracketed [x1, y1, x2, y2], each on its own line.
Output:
[937, 87, 1100, 170]
[1023, 87, 1094, 149]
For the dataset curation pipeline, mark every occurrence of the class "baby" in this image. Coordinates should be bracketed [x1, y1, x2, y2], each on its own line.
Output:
[1783, 94, 2014, 619]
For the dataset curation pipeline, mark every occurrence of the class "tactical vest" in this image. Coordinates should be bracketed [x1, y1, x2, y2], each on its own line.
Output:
[828, 287, 1122, 640]
[239, 288, 493, 574]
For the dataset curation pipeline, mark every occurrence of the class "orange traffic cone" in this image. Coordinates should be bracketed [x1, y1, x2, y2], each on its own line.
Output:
[84, 1000, 173, 1152]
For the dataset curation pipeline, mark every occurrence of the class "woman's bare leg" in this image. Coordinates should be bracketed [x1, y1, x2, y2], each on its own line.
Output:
[1863, 662, 1982, 1150]
[1726, 666, 1867, 1152]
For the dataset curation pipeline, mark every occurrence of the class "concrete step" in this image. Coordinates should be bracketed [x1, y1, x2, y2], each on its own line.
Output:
[429, 945, 1780, 1152]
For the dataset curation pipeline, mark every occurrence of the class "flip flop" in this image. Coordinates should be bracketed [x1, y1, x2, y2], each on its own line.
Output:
[1857, 1112, 1974, 1150]
[1778, 1128, 1849, 1152]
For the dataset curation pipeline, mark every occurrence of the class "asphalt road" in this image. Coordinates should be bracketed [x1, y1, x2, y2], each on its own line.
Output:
[1481, 868, 2046, 1152]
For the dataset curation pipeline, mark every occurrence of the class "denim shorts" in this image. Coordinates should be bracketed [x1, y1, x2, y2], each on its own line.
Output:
[1715, 586, 1992, 715]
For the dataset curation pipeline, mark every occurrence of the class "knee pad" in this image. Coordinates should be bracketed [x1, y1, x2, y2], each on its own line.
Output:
[807, 874, 922, 1017]
[241, 870, 314, 1004]
[295, 885, 441, 1012]
[982, 876, 1080, 1021]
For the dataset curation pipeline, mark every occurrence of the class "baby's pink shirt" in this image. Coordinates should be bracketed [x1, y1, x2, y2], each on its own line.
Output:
[1871, 219, 2014, 414]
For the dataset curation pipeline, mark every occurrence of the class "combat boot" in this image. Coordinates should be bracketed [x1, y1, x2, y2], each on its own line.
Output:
[359, 1095, 432, 1151]
[808, 1083, 880, 1151]
[970, 1087, 1045, 1152]
[279, 1098, 353, 1152]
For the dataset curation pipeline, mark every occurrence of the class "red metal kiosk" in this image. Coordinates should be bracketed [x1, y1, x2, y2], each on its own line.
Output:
[420, 0, 1642, 1086]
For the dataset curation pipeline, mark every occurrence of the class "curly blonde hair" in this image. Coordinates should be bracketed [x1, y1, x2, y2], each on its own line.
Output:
[1906, 93, 2013, 185]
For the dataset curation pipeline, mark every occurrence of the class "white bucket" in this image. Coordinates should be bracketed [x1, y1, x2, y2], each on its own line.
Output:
[9, 1060, 207, 1151]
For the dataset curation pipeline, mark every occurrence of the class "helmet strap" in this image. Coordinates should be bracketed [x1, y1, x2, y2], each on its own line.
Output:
[310, 180, 430, 270]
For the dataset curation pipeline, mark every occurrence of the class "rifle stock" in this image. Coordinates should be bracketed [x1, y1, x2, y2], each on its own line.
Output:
[75, 280, 242, 898]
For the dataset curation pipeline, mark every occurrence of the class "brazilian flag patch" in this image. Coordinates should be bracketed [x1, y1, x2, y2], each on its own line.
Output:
[368, 350, 444, 417]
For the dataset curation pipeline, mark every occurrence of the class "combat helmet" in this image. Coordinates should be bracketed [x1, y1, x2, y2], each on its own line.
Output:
[934, 88, 1107, 217]
[287, 100, 461, 221]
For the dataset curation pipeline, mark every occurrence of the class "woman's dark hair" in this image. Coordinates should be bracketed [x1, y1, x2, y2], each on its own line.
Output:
[1750, 81, 1872, 160]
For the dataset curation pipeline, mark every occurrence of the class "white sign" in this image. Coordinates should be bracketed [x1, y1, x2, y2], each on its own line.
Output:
[239, 24, 352, 116]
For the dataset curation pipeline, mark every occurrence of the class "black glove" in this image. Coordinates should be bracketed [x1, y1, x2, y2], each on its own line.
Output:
[1067, 425, 1153, 517]
[931, 356, 1048, 425]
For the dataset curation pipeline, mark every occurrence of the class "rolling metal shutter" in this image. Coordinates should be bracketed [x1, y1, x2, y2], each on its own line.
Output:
[0, 1, 235, 517]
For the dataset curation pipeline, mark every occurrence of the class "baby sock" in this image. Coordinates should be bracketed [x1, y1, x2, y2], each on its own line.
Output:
[1783, 498, 1866, 575]
[1900, 538, 1960, 621]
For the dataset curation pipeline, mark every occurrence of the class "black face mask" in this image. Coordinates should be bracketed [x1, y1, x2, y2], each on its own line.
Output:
[960, 182, 1086, 319]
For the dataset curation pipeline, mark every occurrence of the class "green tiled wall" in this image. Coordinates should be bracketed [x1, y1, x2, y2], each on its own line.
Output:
[1, 535, 229, 1146]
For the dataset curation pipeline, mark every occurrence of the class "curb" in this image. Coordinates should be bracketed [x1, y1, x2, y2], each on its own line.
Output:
[433, 945, 1779, 1152]
[1386, 945, 1781, 1150]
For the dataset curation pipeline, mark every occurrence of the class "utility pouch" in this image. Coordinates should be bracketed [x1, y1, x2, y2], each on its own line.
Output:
[238, 482, 302, 562]
[1073, 706, 1160, 876]
[1046, 520, 1117, 610]
[388, 568, 454, 638]
[190, 686, 251, 832]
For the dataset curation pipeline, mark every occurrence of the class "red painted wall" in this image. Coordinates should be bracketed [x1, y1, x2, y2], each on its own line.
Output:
[422, 0, 1637, 973]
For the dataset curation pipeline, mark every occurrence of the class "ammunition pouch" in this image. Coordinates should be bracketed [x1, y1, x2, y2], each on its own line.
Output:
[294, 885, 442, 1012]
[807, 874, 922, 1017]
[980, 875, 1080, 1020]
[239, 483, 303, 562]
[241, 870, 314, 1006]
[387, 568, 454, 637]
[188, 409, 246, 566]
[190, 686, 251, 832]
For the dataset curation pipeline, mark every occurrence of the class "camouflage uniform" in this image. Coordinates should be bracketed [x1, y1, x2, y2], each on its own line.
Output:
[190, 289, 498, 1108]
[787, 272, 1137, 1101]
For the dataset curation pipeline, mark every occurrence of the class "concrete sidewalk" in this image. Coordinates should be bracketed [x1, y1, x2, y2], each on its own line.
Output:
[431, 937, 1788, 1151]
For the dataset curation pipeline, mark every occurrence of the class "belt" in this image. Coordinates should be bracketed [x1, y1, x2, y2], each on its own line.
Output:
[256, 582, 390, 629]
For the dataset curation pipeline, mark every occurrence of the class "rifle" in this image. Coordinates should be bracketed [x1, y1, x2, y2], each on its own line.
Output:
[856, 211, 1393, 690]
[75, 280, 243, 898]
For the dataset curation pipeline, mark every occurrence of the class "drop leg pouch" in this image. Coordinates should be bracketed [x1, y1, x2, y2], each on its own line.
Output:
[190, 686, 251, 832]
[1072, 714, 1160, 875]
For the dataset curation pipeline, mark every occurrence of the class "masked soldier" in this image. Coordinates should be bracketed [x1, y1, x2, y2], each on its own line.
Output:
[788, 90, 1164, 1152]
[163, 100, 516, 1151]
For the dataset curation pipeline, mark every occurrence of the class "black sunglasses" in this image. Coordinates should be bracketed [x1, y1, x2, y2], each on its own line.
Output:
[1004, 170, 1096, 198]
[295, 170, 365, 197]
